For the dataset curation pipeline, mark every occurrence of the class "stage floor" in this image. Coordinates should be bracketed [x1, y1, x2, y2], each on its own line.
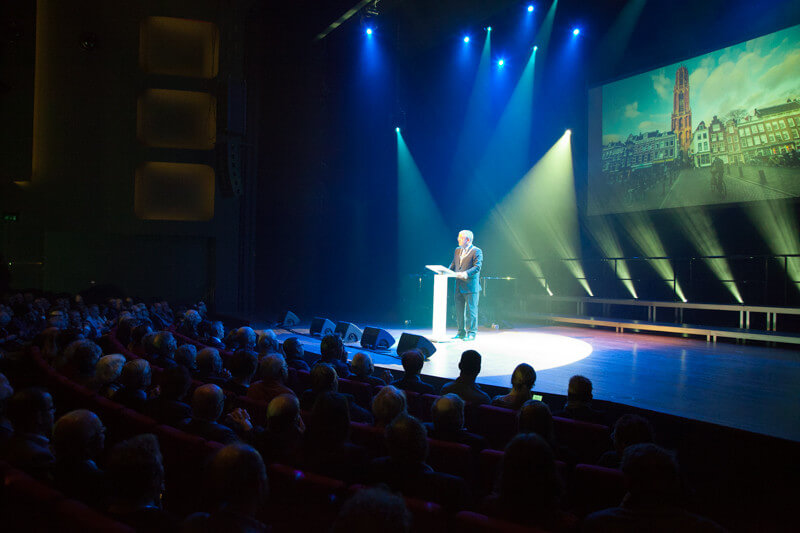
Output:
[265, 323, 800, 442]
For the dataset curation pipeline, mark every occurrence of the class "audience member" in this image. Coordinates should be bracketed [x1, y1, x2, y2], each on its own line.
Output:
[62, 339, 102, 387]
[371, 385, 407, 428]
[491, 363, 537, 410]
[229, 326, 257, 352]
[517, 399, 572, 461]
[556, 375, 604, 424]
[333, 487, 411, 533]
[224, 349, 259, 396]
[300, 363, 372, 423]
[195, 347, 230, 386]
[129, 323, 153, 356]
[150, 331, 178, 369]
[257, 329, 281, 357]
[0, 373, 14, 445]
[112, 359, 153, 412]
[89, 353, 126, 397]
[390, 350, 436, 394]
[281, 336, 310, 371]
[318, 334, 351, 378]
[201, 320, 226, 350]
[174, 343, 197, 372]
[257, 393, 304, 465]
[598, 414, 655, 469]
[583, 443, 724, 532]
[183, 443, 269, 533]
[247, 354, 295, 405]
[184, 384, 240, 444]
[369, 414, 470, 509]
[426, 393, 487, 451]
[350, 352, 388, 386]
[178, 309, 202, 339]
[1, 387, 56, 480]
[303, 391, 367, 482]
[52, 409, 107, 508]
[106, 434, 179, 532]
[145, 365, 192, 426]
[481, 433, 576, 531]
[440, 350, 491, 404]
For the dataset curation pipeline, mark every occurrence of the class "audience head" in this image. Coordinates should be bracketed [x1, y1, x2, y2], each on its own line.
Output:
[95, 354, 126, 386]
[130, 323, 152, 347]
[153, 331, 177, 359]
[192, 384, 226, 423]
[141, 332, 158, 357]
[499, 433, 561, 510]
[159, 365, 192, 401]
[183, 309, 202, 328]
[622, 443, 681, 503]
[7, 387, 54, 436]
[175, 343, 197, 371]
[400, 350, 425, 377]
[107, 434, 164, 507]
[229, 349, 259, 384]
[66, 339, 102, 377]
[259, 354, 288, 384]
[309, 391, 351, 447]
[210, 320, 224, 339]
[385, 414, 428, 465]
[431, 393, 465, 433]
[235, 327, 257, 351]
[257, 330, 279, 354]
[310, 362, 338, 393]
[372, 386, 407, 427]
[120, 359, 152, 390]
[511, 363, 536, 393]
[612, 414, 655, 455]
[267, 394, 302, 434]
[334, 487, 411, 533]
[0, 372, 14, 417]
[52, 409, 105, 461]
[320, 334, 345, 362]
[350, 352, 374, 379]
[282, 337, 304, 360]
[518, 400, 555, 446]
[196, 348, 223, 377]
[458, 350, 482, 379]
[567, 375, 593, 403]
[207, 443, 268, 512]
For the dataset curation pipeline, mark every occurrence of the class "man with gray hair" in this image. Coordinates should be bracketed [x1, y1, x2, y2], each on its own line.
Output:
[448, 229, 483, 340]
[425, 393, 487, 451]
[372, 386, 407, 428]
[247, 354, 295, 405]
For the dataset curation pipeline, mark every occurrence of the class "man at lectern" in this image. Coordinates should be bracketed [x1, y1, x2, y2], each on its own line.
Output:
[449, 229, 483, 340]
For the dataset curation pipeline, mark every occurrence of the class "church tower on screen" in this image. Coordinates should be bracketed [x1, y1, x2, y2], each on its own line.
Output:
[671, 66, 692, 154]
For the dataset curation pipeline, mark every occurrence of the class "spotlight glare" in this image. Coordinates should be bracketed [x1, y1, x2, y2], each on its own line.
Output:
[463, 35, 470, 43]
[533, 45, 538, 51]
[366, 27, 373, 36]
[486, 26, 492, 32]
[395, 127, 400, 133]
[498, 58, 505, 67]
[528, 5, 534, 12]
[565, 129, 572, 135]
[572, 27, 580, 36]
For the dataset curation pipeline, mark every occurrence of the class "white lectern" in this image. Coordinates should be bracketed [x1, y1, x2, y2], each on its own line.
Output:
[425, 265, 457, 342]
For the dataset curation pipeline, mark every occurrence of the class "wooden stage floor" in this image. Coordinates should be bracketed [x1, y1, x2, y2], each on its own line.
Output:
[268, 323, 800, 442]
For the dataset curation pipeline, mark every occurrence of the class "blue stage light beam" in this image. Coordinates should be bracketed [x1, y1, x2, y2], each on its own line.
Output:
[595, 0, 647, 70]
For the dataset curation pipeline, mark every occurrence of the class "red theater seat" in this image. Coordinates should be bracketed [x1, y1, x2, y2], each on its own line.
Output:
[570, 463, 626, 517]
[455, 511, 551, 533]
[470, 404, 517, 449]
[338, 377, 373, 409]
[350, 421, 386, 458]
[53, 498, 136, 533]
[552, 416, 610, 464]
[428, 438, 474, 480]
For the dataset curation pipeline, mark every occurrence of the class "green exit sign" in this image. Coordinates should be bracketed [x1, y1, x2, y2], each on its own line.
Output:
[3, 213, 19, 223]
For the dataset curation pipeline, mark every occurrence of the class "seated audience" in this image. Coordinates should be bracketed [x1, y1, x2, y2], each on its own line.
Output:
[333, 486, 411, 533]
[300, 363, 372, 423]
[52, 409, 107, 508]
[183, 443, 270, 533]
[247, 354, 295, 405]
[62, 339, 102, 388]
[598, 414, 655, 469]
[195, 347, 230, 386]
[0, 373, 14, 446]
[491, 363, 537, 410]
[481, 433, 576, 531]
[112, 359, 153, 411]
[145, 365, 192, 426]
[425, 393, 487, 451]
[350, 352, 388, 386]
[583, 443, 725, 532]
[129, 323, 153, 356]
[224, 349, 259, 396]
[440, 349, 491, 404]
[178, 309, 202, 339]
[318, 334, 351, 378]
[369, 414, 470, 509]
[257, 393, 304, 465]
[303, 391, 367, 482]
[228, 326, 257, 352]
[150, 331, 178, 369]
[281, 336, 310, 371]
[556, 374, 604, 424]
[201, 320, 226, 350]
[517, 399, 573, 462]
[106, 434, 179, 532]
[390, 349, 436, 394]
[88, 353, 126, 397]
[2, 387, 56, 480]
[174, 343, 197, 372]
[372, 385, 407, 428]
[184, 384, 240, 444]
[257, 329, 281, 357]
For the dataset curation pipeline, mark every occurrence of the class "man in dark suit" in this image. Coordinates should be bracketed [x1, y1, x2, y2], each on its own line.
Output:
[448, 229, 483, 340]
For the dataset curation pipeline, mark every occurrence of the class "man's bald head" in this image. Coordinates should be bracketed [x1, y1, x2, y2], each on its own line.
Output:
[431, 393, 465, 433]
[267, 394, 301, 432]
[192, 384, 225, 422]
[208, 443, 268, 508]
[52, 409, 105, 460]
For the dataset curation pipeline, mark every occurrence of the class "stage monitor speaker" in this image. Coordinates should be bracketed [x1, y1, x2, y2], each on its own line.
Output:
[335, 322, 363, 343]
[310, 317, 336, 337]
[279, 311, 299, 328]
[396, 333, 437, 360]
[360, 327, 396, 350]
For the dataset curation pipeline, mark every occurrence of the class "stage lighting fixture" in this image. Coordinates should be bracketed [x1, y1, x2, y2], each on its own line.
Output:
[498, 58, 505, 67]
[565, 129, 572, 134]
[533, 45, 538, 51]
[572, 28, 580, 36]
[395, 127, 400, 133]
[486, 26, 492, 32]
[366, 27, 373, 36]
[463, 35, 470, 43]
[528, 5, 534, 12]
